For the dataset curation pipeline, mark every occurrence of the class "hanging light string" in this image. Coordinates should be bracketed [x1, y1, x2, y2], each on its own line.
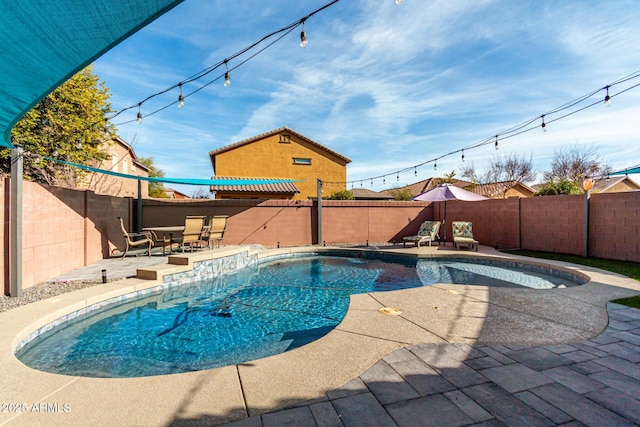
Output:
[107, 0, 340, 126]
[322, 70, 640, 188]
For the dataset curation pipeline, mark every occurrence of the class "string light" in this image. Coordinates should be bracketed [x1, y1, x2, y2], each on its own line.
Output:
[224, 61, 230, 87]
[178, 83, 184, 108]
[434, 160, 437, 171]
[414, 166, 417, 177]
[461, 149, 465, 162]
[541, 115, 546, 132]
[136, 104, 142, 125]
[370, 178, 373, 186]
[300, 21, 307, 48]
[604, 86, 611, 107]
[494, 135, 499, 150]
[396, 172, 399, 181]
[383, 176, 386, 184]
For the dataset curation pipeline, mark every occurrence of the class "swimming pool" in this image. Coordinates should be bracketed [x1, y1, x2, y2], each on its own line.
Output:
[16, 253, 587, 378]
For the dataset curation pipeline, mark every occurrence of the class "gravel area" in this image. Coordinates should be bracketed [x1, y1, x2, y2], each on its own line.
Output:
[0, 279, 110, 313]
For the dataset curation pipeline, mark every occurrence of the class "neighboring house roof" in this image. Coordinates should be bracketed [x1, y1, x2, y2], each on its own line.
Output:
[350, 188, 394, 200]
[208, 126, 352, 167]
[381, 178, 472, 198]
[593, 176, 640, 193]
[164, 187, 190, 199]
[209, 176, 300, 194]
[108, 134, 150, 173]
[464, 180, 536, 198]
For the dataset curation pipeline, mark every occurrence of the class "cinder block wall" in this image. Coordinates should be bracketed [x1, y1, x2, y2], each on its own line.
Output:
[590, 192, 640, 262]
[521, 195, 584, 255]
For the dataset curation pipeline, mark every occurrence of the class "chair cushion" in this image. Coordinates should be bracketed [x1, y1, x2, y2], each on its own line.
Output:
[454, 237, 477, 244]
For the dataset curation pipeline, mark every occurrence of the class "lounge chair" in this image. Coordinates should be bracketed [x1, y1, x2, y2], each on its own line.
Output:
[452, 221, 478, 251]
[178, 216, 206, 252]
[202, 215, 228, 248]
[117, 217, 154, 259]
[403, 220, 441, 247]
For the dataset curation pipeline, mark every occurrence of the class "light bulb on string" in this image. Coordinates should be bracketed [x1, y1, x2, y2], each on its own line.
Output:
[414, 167, 417, 177]
[494, 135, 499, 150]
[434, 161, 437, 171]
[461, 149, 465, 162]
[396, 172, 399, 182]
[604, 86, 611, 107]
[541, 115, 547, 132]
[136, 104, 142, 125]
[370, 178, 373, 186]
[178, 83, 184, 108]
[360, 181, 363, 187]
[224, 61, 230, 87]
[383, 176, 386, 184]
[300, 22, 307, 48]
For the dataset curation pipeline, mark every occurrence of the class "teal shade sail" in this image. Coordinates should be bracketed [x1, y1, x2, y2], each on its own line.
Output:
[0, 0, 185, 149]
[49, 157, 299, 186]
[610, 165, 640, 176]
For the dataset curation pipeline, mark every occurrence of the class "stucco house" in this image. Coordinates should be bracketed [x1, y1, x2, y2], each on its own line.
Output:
[208, 126, 351, 200]
[78, 135, 149, 198]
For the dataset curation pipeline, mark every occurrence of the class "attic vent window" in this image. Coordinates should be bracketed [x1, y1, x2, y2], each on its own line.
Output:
[293, 157, 312, 165]
[279, 134, 291, 143]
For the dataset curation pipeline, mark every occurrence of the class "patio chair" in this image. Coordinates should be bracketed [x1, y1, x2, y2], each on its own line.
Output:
[201, 215, 228, 248]
[403, 220, 440, 247]
[178, 216, 206, 252]
[452, 221, 478, 251]
[117, 217, 154, 259]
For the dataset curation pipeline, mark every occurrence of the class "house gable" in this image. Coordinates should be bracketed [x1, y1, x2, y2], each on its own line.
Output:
[209, 127, 350, 200]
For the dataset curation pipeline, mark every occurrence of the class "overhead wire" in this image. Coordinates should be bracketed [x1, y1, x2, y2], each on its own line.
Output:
[324, 70, 640, 187]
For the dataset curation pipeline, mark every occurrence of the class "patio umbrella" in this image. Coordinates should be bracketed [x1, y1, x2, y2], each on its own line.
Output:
[411, 184, 488, 242]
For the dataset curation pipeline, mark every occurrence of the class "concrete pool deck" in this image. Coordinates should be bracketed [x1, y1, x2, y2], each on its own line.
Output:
[1, 245, 639, 426]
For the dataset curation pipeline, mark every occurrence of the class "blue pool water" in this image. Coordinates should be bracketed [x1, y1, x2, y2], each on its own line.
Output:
[16, 255, 584, 377]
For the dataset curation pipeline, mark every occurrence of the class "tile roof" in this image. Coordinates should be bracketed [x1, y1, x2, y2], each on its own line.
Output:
[209, 177, 300, 194]
[350, 188, 394, 200]
[593, 176, 640, 192]
[464, 180, 535, 198]
[208, 126, 352, 163]
[381, 178, 472, 197]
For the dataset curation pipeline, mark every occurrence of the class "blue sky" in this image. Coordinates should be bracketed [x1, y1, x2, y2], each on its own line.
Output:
[94, 0, 640, 196]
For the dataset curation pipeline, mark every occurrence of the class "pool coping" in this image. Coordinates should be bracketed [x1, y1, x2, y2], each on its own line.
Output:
[1, 244, 639, 426]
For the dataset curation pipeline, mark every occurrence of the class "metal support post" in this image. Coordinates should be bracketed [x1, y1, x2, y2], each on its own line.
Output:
[10, 146, 23, 297]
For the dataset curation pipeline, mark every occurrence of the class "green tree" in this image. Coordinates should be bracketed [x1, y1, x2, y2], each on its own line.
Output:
[436, 170, 457, 185]
[326, 189, 354, 200]
[138, 157, 168, 198]
[3, 65, 113, 186]
[388, 187, 413, 201]
[534, 179, 582, 196]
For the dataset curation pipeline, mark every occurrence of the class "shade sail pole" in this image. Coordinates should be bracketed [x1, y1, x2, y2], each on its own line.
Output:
[10, 146, 23, 297]
[137, 179, 142, 233]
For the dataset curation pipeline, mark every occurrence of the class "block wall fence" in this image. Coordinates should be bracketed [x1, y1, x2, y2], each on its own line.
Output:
[2, 178, 639, 292]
